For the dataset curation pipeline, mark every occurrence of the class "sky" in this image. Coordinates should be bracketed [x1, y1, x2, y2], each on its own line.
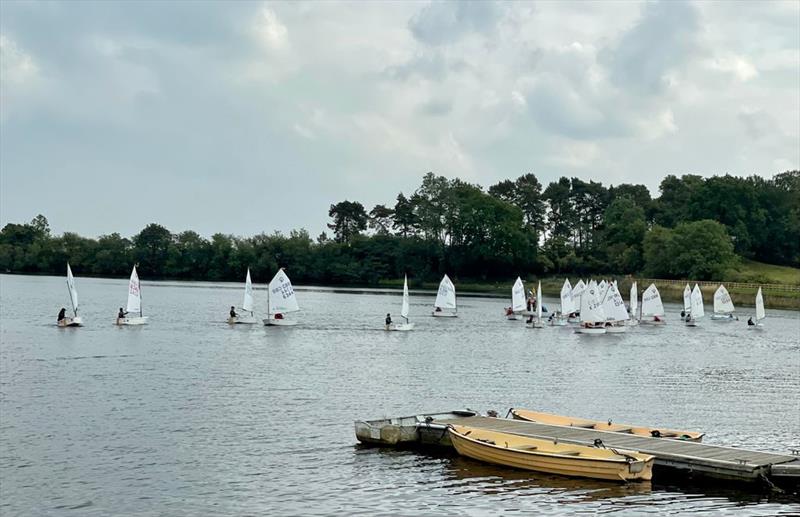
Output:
[1, 0, 798, 239]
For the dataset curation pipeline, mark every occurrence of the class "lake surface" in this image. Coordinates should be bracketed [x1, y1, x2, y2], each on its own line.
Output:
[1, 273, 799, 516]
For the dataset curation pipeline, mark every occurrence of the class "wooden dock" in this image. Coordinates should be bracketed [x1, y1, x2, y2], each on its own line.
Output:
[433, 416, 800, 485]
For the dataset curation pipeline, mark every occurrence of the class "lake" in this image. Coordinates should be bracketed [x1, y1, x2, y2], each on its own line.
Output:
[1, 273, 799, 515]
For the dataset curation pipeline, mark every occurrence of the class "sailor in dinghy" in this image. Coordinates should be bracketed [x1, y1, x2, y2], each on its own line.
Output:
[116, 265, 148, 325]
[229, 268, 258, 324]
[431, 274, 457, 317]
[263, 268, 300, 326]
[58, 263, 84, 327]
[388, 276, 414, 331]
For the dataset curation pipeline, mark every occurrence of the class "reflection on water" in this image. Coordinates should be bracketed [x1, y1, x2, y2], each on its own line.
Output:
[1, 274, 799, 516]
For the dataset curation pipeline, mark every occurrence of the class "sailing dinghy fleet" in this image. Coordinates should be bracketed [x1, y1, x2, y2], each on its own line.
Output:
[54, 264, 769, 331]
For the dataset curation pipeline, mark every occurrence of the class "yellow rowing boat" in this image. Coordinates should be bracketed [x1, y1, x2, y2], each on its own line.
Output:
[448, 425, 654, 482]
[511, 409, 704, 442]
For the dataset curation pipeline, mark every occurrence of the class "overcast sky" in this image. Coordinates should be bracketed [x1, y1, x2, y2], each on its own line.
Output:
[1, 0, 798, 238]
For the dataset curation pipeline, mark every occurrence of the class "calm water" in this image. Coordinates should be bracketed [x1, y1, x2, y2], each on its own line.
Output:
[1, 273, 799, 516]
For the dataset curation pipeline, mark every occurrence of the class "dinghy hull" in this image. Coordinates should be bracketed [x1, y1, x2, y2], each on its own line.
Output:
[228, 315, 258, 324]
[431, 312, 458, 318]
[354, 410, 477, 447]
[448, 425, 654, 482]
[264, 318, 298, 326]
[711, 313, 737, 321]
[116, 316, 148, 326]
[57, 317, 83, 327]
[511, 409, 705, 442]
[576, 326, 606, 334]
[387, 323, 414, 331]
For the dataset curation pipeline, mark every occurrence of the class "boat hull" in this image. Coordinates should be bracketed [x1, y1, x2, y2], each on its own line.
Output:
[627, 319, 639, 327]
[264, 318, 298, 326]
[387, 323, 414, 331]
[639, 318, 666, 326]
[605, 325, 627, 334]
[511, 409, 704, 442]
[354, 410, 477, 447]
[711, 313, 737, 321]
[57, 317, 83, 327]
[431, 311, 458, 318]
[116, 316, 148, 326]
[506, 314, 520, 321]
[549, 319, 568, 327]
[448, 425, 653, 482]
[576, 327, 606, 334]
[228, 315, 258, 324]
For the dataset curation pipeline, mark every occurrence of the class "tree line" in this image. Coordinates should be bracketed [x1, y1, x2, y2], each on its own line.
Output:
[1, 171, 798, 284]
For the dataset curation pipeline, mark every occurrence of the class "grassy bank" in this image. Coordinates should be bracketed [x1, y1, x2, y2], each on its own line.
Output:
[380, 261, 800, 310]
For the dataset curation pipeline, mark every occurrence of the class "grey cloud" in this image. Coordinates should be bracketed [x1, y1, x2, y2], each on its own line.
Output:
[408, 1, 504, 45]
[738, 109, 777, 140]
[418, 97, 453, 116]
[601, 0, 700, 95]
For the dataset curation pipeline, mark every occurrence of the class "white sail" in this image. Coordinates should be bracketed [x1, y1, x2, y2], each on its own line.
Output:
[602, 283, 629, 322]
[598, 280, 607, 299]
[580, 282, 606, 323]
[66, 263, 79, 316]
[242, 268, 254, 312]
[683, 284, 691, 312]
[126, 265, 142, 315]
[536, 281, 543, 320]
[713, 285, 735, 313]
[755, 287, 765, 321]
[641, 283, 664, 317]
[434, 274, 457, 310]
[571, 279, 586, 309]
[560, 279, 575, 314]
[268, 269, 299, 315]
[512, 277, 526, 312]
[629, 282, 638, 316]
[401, 275, 410, 319]
[690, 284, 705, 319]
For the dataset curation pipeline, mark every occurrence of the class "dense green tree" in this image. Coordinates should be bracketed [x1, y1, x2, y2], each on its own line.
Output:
[327, 200, 368, 243]
[392, 193, 418, 237]
[602, 197, 647, 273]
[132, 224, 173, 277]
[368, 204, 394, 235]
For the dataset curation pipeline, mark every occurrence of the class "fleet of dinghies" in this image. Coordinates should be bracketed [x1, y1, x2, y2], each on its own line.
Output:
[54, 264, 769, 331]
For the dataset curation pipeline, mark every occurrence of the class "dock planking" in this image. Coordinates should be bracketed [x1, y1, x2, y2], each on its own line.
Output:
[433, 416, 800, 484]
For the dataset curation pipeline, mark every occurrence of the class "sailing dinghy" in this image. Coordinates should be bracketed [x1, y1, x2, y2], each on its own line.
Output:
[432, 274, 457, 317]
[505, 277, 526, 320]
[569, 280, 586, 322]
[576, 281, 606, 334]
[388, 275, 414, 331]
[712, 284, 737, 321]
[682, 284, 692, 323]
[601, 282, 628, 333]
[117, 265, 148, 325]
[628, 281, 639, 326]
[526, 281, 544, 328]
[552, 279, 573, 326]
[749, 287, 766, 329]
[263, 268, 299, 326]
[58, 263, 84, 327]
[229, 268, 257, 324]
[686, 284, 705, 327]
[639, 284, 665, 325]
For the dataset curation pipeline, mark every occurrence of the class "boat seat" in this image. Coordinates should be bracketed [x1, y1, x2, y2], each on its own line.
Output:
[517, 445, 539, 451]
[571, 423, 596, 428]
[556, 451, 581, 456]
